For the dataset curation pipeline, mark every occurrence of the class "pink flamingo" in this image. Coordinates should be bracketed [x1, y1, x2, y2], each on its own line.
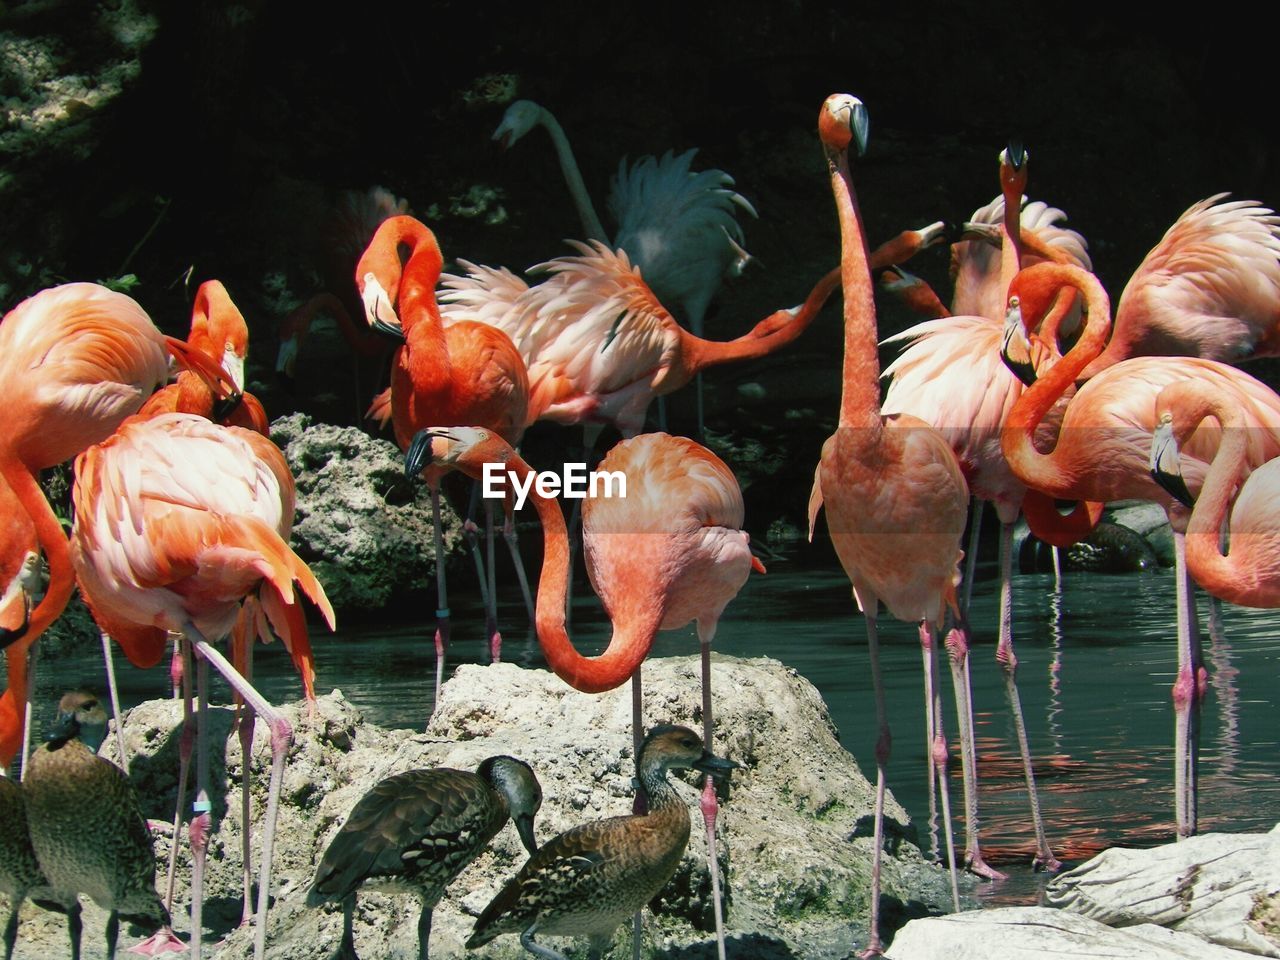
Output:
[1152, 378, 1280, 606]
[71, 411, 335, 959]
[1001, 261, 1280, 838]
[808, 94, 969, 955]
[878, 143, 1091, 875]
[406, 425, 761, 960]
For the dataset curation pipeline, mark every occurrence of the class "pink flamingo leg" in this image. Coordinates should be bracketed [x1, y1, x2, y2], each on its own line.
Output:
[162, 639, 195, 922]
[631, 665, 645, 960]
[189, 646, 211, 959]
[502, 507, 536, 630]
[238, 642, 257, 925]
[944, 626, 1005, 880]
[921, 623, 961, 912]
[700, 638, 728, 960]
[188, 626, 292, 960]
[100, 631, 130, 768]
[430, 487, 451, 722]
[994, 521, 1061, 871]
[960, 499, 983, 617]
[484, 498, 501, 663]
[920, 623, 939, 862]
[1171, 531, 1206, 838]
[861, 612, 889, 959]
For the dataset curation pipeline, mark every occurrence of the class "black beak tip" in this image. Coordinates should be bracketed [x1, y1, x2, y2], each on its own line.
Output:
[1006, 139, 1026, 169]
[212, 392, 245, 422]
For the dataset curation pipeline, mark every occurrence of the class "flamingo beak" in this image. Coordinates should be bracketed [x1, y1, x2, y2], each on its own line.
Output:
[848, 100, 869, 157]
[1150, 420, 1195, 508]
[1000, 301, 1037, 387]
[958, 221, 1001, 248]
[405, 427, 458, 478]
[1001, 140, 1027, 171]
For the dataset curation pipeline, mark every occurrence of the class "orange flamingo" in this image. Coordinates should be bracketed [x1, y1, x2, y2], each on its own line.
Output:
[71, 411, 335, 960]
[1000, 261, 1280, 838]
[0, 282, 232, 774]
[406, 425, 761, 960]
[356, 214, 531, 705]
[1152, 379, 1280, 606]
[440, 242, 841, 442]
[878, 143, 1091, 875]
[807, 94, 968, 955]
[140, 279, 269, 434]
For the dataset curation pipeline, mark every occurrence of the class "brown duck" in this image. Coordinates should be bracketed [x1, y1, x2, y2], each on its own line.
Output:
[22, 690, 181, 959]
[307, 755, 542, 959]
[0, 776, 78, 960]
[467, 724, 737, 960]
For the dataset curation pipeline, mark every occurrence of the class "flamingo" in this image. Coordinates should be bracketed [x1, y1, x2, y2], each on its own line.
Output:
[878, 144, 1091, 875]
[70, 410, 335, 959]
[494, 99, 756, 436]
[1152, 378, 1280, 606]
[806, 94, 968, 956]
[0, 282, 232, 776]
[1000, 261, 1280, 839]
[140, 279, 269, 433]
[357, 214, 531, 707]
[439, 242, 841, 442]
[406, 425, 762, 960]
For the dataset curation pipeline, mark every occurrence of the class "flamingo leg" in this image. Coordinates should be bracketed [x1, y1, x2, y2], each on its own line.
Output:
[1171, 531, 1205, 839]
[1051, 544, 1063, 591]
[631, 665, 645, 960]
[484, 498, 501, 663]
[18, 645, 38, 781]
[994, 521, 1060, 871]
[861, 611, 889, 958]
[188, 627, 292, 960]
[960, 499, 983, 617]
[922, 623, 961, 912]
[162, 640, 196, 922]
[100, 631, 130, 768]
[430, 487, 451, 722]
[189, 643, 210, 959]
[463, 483, 493, 615]
[239, 641, 257, 926]
[944, 625, 1005, 880]
[502, 507, 535, 631]
[920, 625, 939, 862]
[699, 637, 728, 960]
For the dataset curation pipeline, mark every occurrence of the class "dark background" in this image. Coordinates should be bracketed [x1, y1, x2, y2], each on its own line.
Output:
[3, 0, 1276, 543]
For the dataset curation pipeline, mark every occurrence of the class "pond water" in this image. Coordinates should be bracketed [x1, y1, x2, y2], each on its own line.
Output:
[31, 552, 1280, 908]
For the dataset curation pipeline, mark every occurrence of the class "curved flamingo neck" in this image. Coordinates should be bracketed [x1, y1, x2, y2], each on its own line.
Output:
[828, 146, 882, 435]
[1004, 266, 1112, 486]
[0, 458, 73, 649]
[683, 267, 840, 374]
[999, 164, 1024, 297]
[533, 105, 610, 244]
[489, 447, 660, 693]
[1179, 387, 1249, 589]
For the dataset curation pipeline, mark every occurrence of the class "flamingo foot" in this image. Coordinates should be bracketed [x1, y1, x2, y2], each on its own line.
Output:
[965, 851, 1008, 882]
[1034, 851, 1064, 874]
[489, 628, 502, 665]
[129, 928, 187, 955]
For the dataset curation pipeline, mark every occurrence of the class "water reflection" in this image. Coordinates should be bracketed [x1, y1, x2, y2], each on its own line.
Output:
[32, 558, 1280, 908]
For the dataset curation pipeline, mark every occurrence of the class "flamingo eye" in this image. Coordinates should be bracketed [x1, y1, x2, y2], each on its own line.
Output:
[1008, 295, 1020, 309]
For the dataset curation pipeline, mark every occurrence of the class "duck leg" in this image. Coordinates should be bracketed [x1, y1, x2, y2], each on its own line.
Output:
[416, 904, 432, 960]
[519, 925, 567, 960]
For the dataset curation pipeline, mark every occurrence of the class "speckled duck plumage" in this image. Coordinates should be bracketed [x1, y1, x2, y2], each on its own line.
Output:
[308, 755, 542, 960]
[0, 776, 78, 960]
[467, 725, 737, 959]
[22, 691, 170, 959]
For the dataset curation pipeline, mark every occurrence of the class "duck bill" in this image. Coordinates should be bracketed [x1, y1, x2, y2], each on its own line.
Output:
[513, 813, 538, 856]
[693, 751, 740, 780]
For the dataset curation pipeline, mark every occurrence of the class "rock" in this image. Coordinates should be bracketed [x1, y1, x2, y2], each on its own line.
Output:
[889, 906, 1259, 959]
[1045, 826, 1280, 957]
[8, 655, 962, 959]
[271, 412, 462, 613]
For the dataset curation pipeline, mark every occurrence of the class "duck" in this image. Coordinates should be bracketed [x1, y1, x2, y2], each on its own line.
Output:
[307, 755, 543, 960]
[467, 724, 737, 960]
[22, 690, 181, 959]
[0, 776, 78, 960]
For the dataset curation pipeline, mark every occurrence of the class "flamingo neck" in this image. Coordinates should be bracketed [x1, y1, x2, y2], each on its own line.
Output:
[535, 106, 610, 244]
[829, 147, 883, 435]
[501, 452, 661, 693]
[0, 458, 73, 649]
[683, 266, 840, 374]
[1000, 178, 1023, 298]
[1004, 266, 1112, 488]
[1183, 391, 1248, 588]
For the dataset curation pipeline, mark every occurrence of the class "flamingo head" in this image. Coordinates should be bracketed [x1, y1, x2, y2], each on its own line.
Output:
[405, 426, 515, 483]
[358, 271, 402, 339]
[819, 94, 868, 157]
[492, 100, 543, 150]
[478, 755, 543, 855]
[999, 140, 1029, 200]
[1000, 291, 1037, 386]
[1149, 414, 1195, 509]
